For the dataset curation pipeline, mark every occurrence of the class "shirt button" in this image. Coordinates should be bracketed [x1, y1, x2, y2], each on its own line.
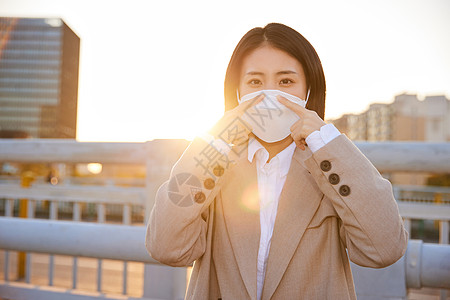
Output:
[328, 173, 340, 185]
[204, 178, 215, 190]
[339, 185, 351, 197]
[194, 191, 206, 203]
[320, 160, 332, 172]
[213, 165, 225, 177]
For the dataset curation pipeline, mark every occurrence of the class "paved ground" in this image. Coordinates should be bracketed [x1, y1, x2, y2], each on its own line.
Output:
[0, 251, 146, 297]
[0, 250, 447, 299]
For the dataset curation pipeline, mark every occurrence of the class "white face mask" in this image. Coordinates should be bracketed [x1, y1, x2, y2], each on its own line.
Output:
[238, 89, 309, 143]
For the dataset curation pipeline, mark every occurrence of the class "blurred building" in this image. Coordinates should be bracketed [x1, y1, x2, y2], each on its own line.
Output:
[329, 93, 450, 184]
[347, 112, 368, 141]
[330, 93, 450, 142]
[0, 17, 79, 138]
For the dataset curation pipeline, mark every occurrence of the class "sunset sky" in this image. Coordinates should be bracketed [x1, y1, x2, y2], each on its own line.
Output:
[1, 0, 449, 142]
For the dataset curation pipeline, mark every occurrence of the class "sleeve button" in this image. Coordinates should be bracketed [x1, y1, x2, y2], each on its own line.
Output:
[329, 173, 340, 185]
[320, 160, 332, 172]
[213, 165, 225, 177]
[194, 191, 206, 203]
[204, 178, 215, 190]
[339, 185, 351, 197]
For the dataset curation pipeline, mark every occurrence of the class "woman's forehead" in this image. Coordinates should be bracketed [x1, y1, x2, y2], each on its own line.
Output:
[240, 46, 304, 75]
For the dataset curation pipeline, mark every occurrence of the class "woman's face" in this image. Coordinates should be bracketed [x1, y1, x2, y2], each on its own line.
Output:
[238, 45, 308, 100]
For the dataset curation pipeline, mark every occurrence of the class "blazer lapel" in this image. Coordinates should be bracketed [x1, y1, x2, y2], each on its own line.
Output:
[221, 146, 260, 300]
[261, 146, 324, 300]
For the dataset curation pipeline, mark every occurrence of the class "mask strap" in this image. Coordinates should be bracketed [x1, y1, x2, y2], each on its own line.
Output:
[306, 87, 311, 103]
[236, 89, 240, 102]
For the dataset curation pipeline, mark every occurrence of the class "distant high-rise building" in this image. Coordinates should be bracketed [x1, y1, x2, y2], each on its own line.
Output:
[329, 93, 450, 185]
[0, 17, 79, 138]
[330, 93, 450, 143]
[346, 112, 368, 141]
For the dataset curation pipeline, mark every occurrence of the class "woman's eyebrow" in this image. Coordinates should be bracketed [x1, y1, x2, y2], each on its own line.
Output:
[245, 71, 264, 76]
[244, 70, 298, 76]
[276, 70, 298, 75]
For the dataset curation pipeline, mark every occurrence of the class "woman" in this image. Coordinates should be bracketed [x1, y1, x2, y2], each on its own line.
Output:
[146, 23, 408, 300]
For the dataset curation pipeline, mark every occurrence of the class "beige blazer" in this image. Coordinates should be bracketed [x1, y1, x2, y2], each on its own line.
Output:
[146, 134, 408, 300]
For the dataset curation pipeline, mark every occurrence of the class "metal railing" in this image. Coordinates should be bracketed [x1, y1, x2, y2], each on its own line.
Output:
[0, 139, 449, 300]
[0, 138, 189, 299]
[1, 218, 449, 299]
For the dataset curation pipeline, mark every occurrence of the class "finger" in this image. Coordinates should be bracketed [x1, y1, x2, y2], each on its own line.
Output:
[277, 95, 307, 117]
[300, 139, 307, 151]
[290, 119, 303, 132]
[291, 131, 304, 142]
[237, 94, 264, 114]
[294, 138, 306, 150]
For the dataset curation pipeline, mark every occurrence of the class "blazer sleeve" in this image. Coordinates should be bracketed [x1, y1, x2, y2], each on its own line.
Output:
[145, 136, 239, 267]
[304, 134, 408, 268]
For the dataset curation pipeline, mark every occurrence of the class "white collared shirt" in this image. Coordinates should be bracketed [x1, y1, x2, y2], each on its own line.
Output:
[247, 124, 340, 300]
[247, 137, 296, 300]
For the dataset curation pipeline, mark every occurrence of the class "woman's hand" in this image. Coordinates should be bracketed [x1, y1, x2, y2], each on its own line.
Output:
[277, 95, 326, 150]
[208, 94, 264, 145]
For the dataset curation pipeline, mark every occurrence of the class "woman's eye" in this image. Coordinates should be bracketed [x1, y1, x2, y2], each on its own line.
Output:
[280, 79, 294, 85]
[248, 79, 262, 85]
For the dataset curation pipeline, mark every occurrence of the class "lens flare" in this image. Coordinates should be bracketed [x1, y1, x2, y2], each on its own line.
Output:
[87, 163, 102, 175]
[240, 183, 260, 212]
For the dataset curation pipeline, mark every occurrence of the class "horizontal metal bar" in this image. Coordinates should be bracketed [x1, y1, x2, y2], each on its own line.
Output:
[0, 184, 146, 205]
[0, 139, 147, 164]
[0, 139, 189, 164]
[354, 141, 450, 172]
[0, 217, 158, 264]
[397, 202, 450, 221]
[394, 184, 450, 194]
[0, 139, 448, 172]
[0, 176, 146, 186]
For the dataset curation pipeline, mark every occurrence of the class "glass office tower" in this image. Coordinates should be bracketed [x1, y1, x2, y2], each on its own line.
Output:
[0, 17, 79, 138]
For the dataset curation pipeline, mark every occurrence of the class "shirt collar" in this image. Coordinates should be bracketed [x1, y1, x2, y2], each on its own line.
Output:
[247, 136, 297, 176]
[248, 136, 265, 163]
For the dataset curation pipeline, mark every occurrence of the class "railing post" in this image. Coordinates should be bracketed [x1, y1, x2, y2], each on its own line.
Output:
[403, 218, 411, 235]
[393, 185, 401, 201]
[4, 199, 14, 282]
[97, 203, 106, 292]
[48, 201, 58, 286]
[439, 220, 449, 299]
[122, 204, 131, 295]
[18, 171, 34, 280]
[143, 264, 187, 300]
[144, 141, 156, 224]
[5, 199, 14, 217]
[440, 221, 449, 245]
[72, 202, 81, 289]
[406, 240, 422, 289]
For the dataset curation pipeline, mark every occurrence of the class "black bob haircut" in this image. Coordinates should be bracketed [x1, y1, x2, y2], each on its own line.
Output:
[224, 23, 327, 120]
